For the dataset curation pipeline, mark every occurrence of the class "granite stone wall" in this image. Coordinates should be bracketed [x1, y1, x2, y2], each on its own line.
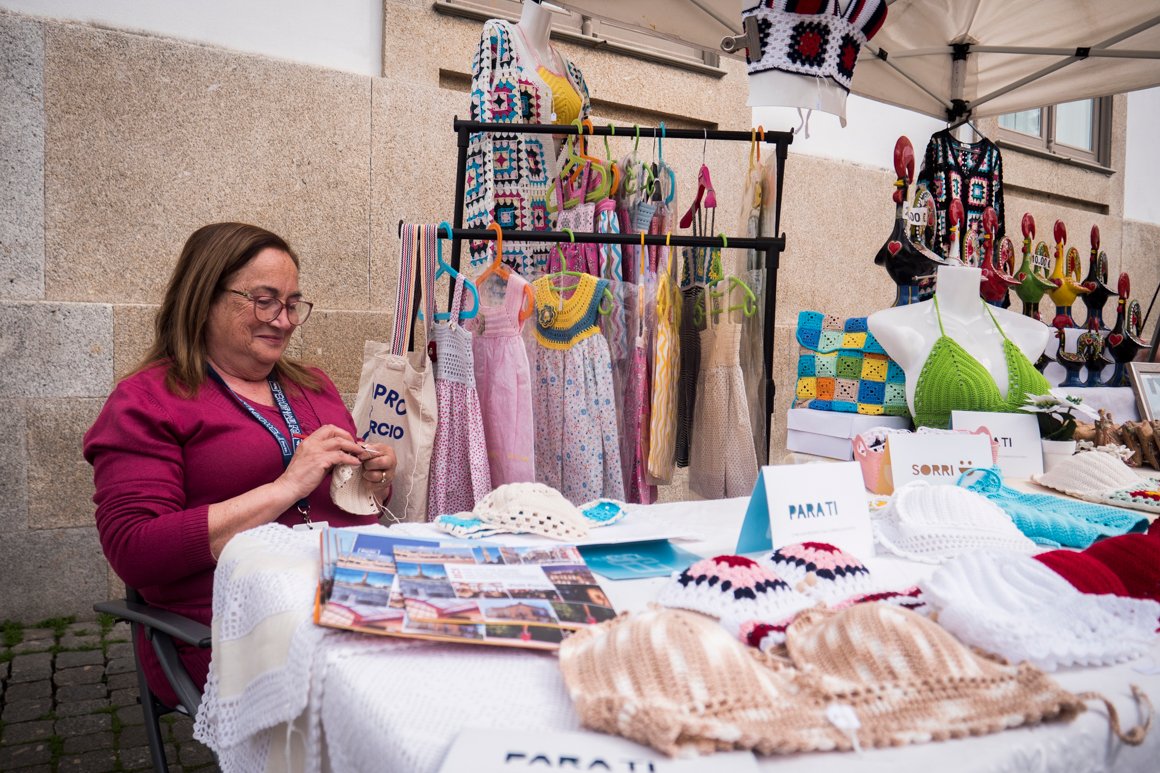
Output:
[0, 3, 1152, 619]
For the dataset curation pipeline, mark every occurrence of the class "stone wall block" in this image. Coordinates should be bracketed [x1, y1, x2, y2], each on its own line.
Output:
[0, 302, 112, 398]
[0, 13, 45, 300]
[0, 400, 29, 531]
[27, 398, 103, 530]
[112, 304, 158, 381]
[43, 23, 374, 308]
[298, 309, 392, 394]
[0, 526, 108, 621]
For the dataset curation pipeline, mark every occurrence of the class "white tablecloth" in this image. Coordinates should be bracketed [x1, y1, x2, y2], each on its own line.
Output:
[195, 498, 1160, 773]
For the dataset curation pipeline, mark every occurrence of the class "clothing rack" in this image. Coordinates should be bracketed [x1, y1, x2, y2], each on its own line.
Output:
[444, 118, 794, 464]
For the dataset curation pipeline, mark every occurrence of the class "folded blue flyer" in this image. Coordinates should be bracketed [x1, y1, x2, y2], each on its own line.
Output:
[579, 540, 701, 581]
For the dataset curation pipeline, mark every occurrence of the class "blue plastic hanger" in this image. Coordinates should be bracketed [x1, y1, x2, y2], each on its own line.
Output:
[421, 222, 479, 323]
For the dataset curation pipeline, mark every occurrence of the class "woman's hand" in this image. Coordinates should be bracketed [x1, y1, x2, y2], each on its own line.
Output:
[357, 442, 397, 497]
[278, 425, 365, 501]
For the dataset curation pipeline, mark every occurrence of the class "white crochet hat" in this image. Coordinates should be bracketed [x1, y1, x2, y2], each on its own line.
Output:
[873, 481, 1039, 563]
[920, 550, 1160, 671]
[1032, 450, 1160, 515]
[656, 555, 814, 625]
[432, 483, 626, 541]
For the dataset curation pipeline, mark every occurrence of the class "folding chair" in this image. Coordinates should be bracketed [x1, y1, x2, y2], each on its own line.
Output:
[94, 588, 211, 773]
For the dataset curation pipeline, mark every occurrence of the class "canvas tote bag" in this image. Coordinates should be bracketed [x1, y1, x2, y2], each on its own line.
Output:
[352, 224, 438, 522]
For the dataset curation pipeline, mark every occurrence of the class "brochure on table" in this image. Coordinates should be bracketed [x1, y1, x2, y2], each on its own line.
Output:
[580, 539, 703, 580]
[736, 462, 874, 558]
[315, 530, 616, 651]
[951, 410, 1044, 478]
[887, 431, 994, 490]
[439, 728, 759, 773]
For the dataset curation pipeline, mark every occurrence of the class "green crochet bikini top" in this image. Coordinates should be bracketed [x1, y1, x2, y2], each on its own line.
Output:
[912, 297, 1051, 428]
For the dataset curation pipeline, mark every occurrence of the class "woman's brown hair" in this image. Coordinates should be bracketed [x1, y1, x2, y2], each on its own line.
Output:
[136, 222, 321, 396]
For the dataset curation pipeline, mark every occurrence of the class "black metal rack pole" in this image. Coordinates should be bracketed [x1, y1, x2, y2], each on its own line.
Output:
[453, 118, 794, 146]
[447, 117, 793, 466]
[445, 227, 784, 252]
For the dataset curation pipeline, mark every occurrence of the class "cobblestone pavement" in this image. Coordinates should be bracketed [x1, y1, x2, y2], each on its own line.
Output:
[1, 617, 219, 772]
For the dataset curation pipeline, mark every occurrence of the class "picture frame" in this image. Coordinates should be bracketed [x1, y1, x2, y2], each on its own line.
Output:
[1127, 362, 1160, 421]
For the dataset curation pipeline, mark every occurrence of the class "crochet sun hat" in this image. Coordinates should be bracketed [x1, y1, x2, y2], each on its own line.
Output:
[557, 604, 1110, 758]
[872, 480, 1039, 563]
[762, 542, 874, 603]
[431, 482, 625, 541]
[1032, 450, 1160, 515]
[656, 555, 814, 625]
[920, 550, 1160, 671]
[743, 0, 888, 126]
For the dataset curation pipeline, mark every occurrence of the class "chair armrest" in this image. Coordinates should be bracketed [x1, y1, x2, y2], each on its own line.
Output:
[94, 599, 211, 649]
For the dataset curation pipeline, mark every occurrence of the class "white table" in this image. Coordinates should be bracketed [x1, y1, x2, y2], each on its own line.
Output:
[194, 497, 1160, 773]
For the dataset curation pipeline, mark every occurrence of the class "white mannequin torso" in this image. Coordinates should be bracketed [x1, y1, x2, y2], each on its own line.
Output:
[867, 265, 1050, 416]
[514, 1, 561, 72]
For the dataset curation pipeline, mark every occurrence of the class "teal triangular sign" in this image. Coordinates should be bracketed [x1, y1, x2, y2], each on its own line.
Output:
[736, 470, 772, 554]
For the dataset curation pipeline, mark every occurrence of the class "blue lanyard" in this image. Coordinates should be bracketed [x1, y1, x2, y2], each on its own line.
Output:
[207, 366, 312, 521]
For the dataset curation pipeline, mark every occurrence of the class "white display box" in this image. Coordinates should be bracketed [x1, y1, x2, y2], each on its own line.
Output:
[785, 408, 912, 460]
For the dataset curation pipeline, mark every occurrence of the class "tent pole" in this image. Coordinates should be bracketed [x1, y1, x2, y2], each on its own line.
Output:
[969, 13, 1160, 114]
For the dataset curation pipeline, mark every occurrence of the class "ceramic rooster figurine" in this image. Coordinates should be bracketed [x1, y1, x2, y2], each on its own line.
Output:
[874, 136, 948, 306]
[1076, 317, 1107, 387]
[1105, 272, 1147, 387]
[979, 207, 1019, 306]
[1080, 225, 1115, 330]
[1013, 214, 1056, 320]
[1054, 326, 1086, 388]
[1047, 220, 1090, 328]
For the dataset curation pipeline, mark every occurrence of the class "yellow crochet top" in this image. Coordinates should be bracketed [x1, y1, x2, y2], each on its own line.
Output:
[538, 66, 582, 126]
[533, 274, 606, 350]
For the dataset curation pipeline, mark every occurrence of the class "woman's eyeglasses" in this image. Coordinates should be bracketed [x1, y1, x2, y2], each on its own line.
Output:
[227, 289, 314, 325]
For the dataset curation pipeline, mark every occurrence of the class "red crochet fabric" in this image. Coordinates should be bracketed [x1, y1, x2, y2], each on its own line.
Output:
[1036, 533, 1160, 604]
[84, 364, 375, 707]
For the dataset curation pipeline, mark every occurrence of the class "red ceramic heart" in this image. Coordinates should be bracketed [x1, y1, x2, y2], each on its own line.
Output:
[1108, 334, 1124, 347]
[887, 240, 902, 256]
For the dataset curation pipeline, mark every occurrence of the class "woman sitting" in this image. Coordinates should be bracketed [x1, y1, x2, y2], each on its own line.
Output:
[84, 222, 396, 707]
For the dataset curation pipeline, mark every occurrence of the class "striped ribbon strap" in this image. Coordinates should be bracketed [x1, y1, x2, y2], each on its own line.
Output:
[391, 225, 421, 356]
[419, 224, 438, 335]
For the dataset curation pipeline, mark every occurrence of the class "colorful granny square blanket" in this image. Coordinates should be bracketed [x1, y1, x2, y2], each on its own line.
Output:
[794, 311, 909, 416]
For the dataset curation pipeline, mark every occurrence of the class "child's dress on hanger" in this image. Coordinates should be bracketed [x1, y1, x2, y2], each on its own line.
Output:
[428, 280, 492, 517]
[532, 272, 625, 504]
[688, 296, 758, 499]
[470, 272, 535, 486]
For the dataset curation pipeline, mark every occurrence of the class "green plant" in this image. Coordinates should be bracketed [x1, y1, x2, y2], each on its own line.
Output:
[2, 619, 22, 647]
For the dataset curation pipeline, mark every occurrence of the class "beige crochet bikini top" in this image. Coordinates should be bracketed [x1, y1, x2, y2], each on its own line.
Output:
[558, 603, 1150, 757]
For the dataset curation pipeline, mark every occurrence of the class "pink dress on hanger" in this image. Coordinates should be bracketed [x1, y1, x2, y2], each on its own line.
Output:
[428, 281, 492, 517]
[470, 272, 535, 486]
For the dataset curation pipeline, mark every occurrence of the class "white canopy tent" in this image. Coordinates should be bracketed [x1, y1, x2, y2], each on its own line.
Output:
[551, 0, 1160, 122]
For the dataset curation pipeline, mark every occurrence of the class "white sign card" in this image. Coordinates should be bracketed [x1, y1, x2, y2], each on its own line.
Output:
[736, 462, 873, 558]
[951, 410, 1044, 478]
[438, 728, 758, 773]
[887, 431, 993, 490]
